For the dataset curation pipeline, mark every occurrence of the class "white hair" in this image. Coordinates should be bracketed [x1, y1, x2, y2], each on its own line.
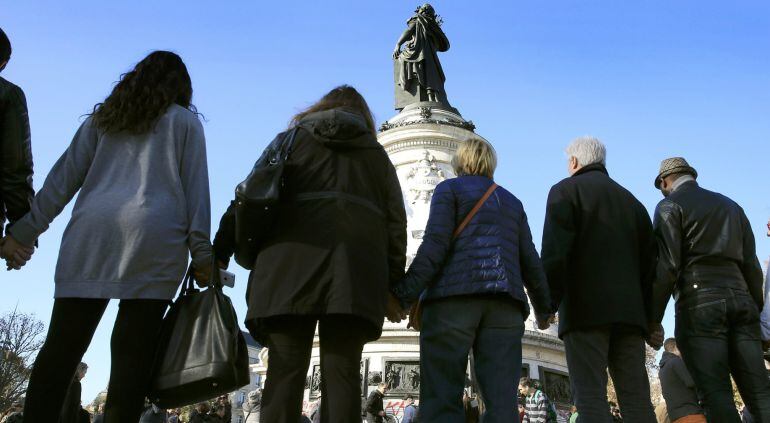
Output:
[565, 136, 606, 167]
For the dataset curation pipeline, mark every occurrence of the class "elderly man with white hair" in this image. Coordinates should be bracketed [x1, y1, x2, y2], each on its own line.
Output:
[541, 136, 657, 423]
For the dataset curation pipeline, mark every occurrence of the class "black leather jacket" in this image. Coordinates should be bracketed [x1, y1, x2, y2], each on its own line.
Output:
[651, 181, 764, 322]
[0, 76, 34, 234]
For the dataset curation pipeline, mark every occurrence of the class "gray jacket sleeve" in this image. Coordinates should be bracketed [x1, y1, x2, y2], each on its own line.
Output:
[9, 119, 98, 246]
[179, 117, 212, 269]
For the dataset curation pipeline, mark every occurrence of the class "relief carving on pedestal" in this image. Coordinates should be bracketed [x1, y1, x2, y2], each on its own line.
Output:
[406, 150, 446, 209]
[383, 361, 421, 394]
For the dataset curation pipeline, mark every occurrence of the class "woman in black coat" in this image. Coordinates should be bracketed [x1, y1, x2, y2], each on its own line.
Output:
[214, 86, 407, 423]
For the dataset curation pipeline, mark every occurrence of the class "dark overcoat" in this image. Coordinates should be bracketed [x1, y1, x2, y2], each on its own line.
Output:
[541, 164, 656, 338]
[214, 108, 407, 343]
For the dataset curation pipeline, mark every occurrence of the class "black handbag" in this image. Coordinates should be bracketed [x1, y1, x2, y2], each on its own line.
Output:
[233, 127, 300, 269]
[149, 264, 250, 408]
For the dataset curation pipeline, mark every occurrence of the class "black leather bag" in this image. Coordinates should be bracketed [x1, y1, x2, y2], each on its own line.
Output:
[233, 127, 300, 269]
[149, 265, 250, 408]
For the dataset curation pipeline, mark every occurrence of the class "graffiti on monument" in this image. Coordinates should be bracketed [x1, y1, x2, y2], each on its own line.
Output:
[540, 368, 571, 404]
[384, 361, 421, 394]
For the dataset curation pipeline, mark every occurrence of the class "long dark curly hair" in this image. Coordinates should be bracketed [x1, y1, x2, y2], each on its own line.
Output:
[91, 51, 196, 134]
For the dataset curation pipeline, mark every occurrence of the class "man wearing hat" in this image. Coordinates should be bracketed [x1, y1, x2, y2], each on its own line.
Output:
[650, 157, 770, 422]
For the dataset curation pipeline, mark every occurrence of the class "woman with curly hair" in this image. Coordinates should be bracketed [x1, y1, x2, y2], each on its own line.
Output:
[2, 51, 212, 422]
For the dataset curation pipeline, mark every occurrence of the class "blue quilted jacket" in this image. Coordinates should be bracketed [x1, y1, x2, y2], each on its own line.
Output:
[392, 176, 552, 319]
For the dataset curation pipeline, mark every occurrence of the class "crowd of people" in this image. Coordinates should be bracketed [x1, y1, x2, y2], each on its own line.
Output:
[1, 22, 769, 423]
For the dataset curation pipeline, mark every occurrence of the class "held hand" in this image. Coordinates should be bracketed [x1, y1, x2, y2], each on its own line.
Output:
[192, 263, 213, 288]
[392, 48, 400, 60]
[536, 314, 555, 331]
[647, 323, 665, 350]
[386, 293, 404, 323]
[1, 235, 34, 270]
[379, 411, 386, 417]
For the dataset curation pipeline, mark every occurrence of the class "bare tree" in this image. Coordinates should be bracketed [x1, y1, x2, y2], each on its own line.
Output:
[0, 308, 45, 414]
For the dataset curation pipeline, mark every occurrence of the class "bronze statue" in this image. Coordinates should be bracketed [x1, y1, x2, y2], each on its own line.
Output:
[393, 4, 452, 110]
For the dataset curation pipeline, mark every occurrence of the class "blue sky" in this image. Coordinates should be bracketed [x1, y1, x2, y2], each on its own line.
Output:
[2, 0, 769, 405]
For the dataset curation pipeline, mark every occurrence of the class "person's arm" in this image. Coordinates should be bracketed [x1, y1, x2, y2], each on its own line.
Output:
[638, 204, 657, 324]
[651, 200, 683, 324]
[391, 181, 456, 306]
[518, 208, 552, 319]
[738, 209, 764, 310]
[384, 160, 407, 289]
[212, 200, 236, 267]
[673, 356, 696, 388]
[541, 184, 575, 312]
[0, 84, 34, 234]
[8, 119, 98, 247]
[179, 117, 213, 270]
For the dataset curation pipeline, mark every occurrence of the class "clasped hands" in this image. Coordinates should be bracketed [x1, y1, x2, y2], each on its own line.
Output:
[0, 235, 35, 270]
[385, 293, 408, 323]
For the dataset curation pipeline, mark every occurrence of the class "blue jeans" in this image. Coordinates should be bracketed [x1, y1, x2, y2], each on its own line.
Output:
[419, 294, 525, 423]
[675, 288, 770, 423]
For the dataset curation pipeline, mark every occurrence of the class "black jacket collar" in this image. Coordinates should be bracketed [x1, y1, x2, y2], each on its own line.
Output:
[572, 163, 608, 177]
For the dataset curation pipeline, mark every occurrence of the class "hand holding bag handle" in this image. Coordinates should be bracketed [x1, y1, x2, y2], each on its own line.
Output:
[407, 183, 499, 330]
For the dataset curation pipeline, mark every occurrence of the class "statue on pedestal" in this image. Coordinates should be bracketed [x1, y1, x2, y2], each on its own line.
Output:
[393, 4, 452, 110]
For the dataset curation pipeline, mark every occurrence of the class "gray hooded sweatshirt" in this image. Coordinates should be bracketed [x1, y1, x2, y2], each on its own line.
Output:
[10, 104, 212, 299]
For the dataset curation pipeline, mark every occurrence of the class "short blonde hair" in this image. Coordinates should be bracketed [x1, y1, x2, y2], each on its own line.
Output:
[451, 138, 497, 178]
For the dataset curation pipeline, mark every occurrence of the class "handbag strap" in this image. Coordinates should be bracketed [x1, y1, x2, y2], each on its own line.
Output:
[452, 183, 498, 239]
[275, 127, 300, 163]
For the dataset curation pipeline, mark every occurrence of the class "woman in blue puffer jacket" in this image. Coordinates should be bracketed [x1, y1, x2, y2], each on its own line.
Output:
[391, 138, 553, 423]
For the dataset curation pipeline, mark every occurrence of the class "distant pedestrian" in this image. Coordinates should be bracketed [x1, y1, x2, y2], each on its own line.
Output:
[519, 377, 556, 423]
[541, 137, 657, 423]
[365, 383, 388, 423]
[742, 405, 754, 423]
[569, 405, 578, 423]
[6, 51, 213, 423]
[650, 157, 770, 421]
[310, 394, 322, 423]
[167, 409, 180, 423]
[189, 402, 210, 423]
[402, 395, 418, 423]
[391, 137, 553, 422]
[658, 338, 704, 423]
[463, 390, 480, 423]
[139, 403, 167, 423]
[214, 86, 406, 423]
[242, 389, 261, 423]
[653, 401, 669, 423]
[60, 362, 88, 423]
[92, 404, 104, 423]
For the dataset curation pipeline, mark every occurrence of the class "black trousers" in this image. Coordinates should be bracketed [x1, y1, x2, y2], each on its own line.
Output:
[259, 315, 368, 423]
[23, 298, 168, 423]
[675, 288, 770, 423]
[563, 325, 656, 423]
[419, 295, 525, 423]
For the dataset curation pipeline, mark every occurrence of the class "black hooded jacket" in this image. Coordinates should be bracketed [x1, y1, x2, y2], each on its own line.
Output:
[658, 351, 703, 420]
[214, 108, 407, 342]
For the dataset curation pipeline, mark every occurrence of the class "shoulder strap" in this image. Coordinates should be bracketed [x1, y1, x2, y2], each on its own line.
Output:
[453, 183, 498, 239]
